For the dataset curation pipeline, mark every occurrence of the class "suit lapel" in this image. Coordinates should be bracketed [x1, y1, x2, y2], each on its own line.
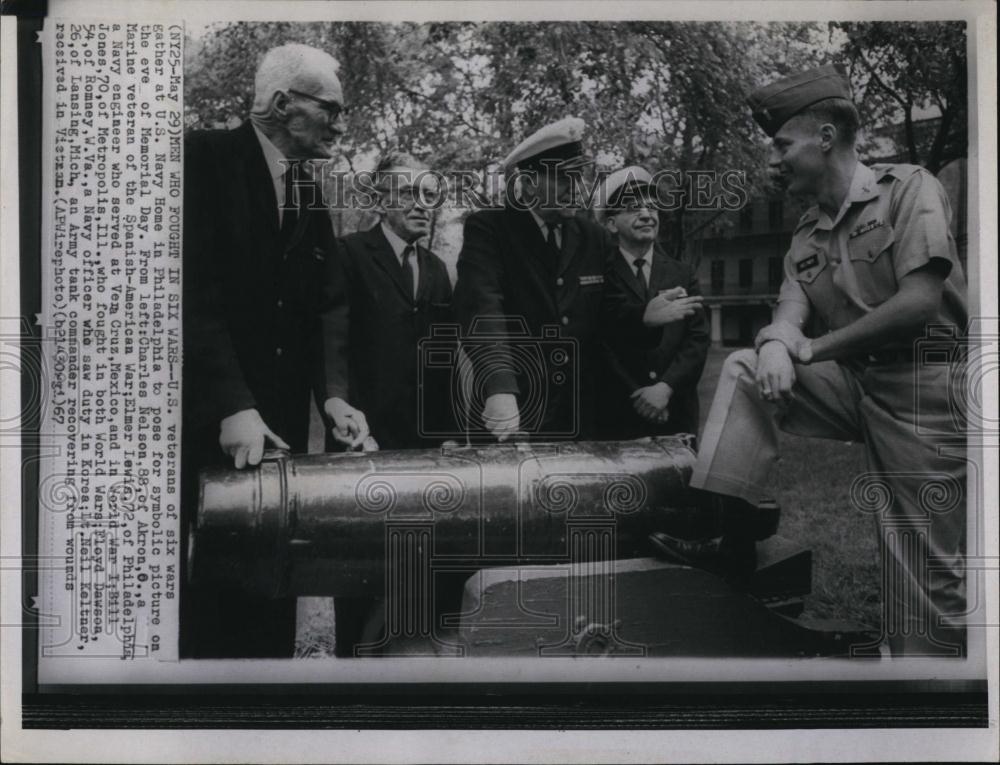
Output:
[556, 217, 577, 278]
[649, 242, 679, 293]
[236, 121, 281, 238]
[367, 226, 413, 303]
[507, 208, 558, 313]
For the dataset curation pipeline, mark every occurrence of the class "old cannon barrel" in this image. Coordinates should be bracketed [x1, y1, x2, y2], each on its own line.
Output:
[189, 437, 697, 598]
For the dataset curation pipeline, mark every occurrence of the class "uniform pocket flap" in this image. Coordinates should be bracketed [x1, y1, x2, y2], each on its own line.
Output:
[847, 222, 893, 263]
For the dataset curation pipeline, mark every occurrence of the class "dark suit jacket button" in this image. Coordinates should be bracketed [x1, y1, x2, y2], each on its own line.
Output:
[556, 277, 564, 287]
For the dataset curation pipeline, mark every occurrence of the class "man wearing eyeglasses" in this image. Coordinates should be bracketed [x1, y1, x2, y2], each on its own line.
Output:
[338, 152, 455, 452]
[595, 166, 709, 441]
[182, 43, 369, 657]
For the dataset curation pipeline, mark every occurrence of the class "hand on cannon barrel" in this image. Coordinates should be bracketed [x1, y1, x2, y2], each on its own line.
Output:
[218, 408, 290, 469]
[631, 381, 672, 423]
[324, 397, 371, 450]
[482, 392, 521, 442]
[642, 287, 703, 327]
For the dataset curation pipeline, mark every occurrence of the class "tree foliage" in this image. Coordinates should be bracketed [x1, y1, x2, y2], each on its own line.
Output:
[185, 21, 967, 253]
[831, 21, 967, 173]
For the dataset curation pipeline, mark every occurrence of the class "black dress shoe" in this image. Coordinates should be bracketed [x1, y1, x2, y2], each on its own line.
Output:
[648, 531, 757, 584]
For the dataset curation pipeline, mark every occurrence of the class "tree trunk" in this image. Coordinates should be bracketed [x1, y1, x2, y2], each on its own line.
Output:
[903, 103, 918, 164]
[927, 104, 957, 174]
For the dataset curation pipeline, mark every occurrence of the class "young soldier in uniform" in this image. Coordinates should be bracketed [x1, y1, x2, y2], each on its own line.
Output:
[653, 65, 968, 657]
[596, 166, 709, 440]
[453, 118, 611, 441]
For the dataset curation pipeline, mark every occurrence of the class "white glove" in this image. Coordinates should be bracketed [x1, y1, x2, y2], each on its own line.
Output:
[324, 397, 370, 450]
[482, 392, 520, 442]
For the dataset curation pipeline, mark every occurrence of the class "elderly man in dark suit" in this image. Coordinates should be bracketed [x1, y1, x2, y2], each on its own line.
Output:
[182, 43, 369, 657]
[453, 118, 611, 441]
[339, 152, 455, 451]
[596, 166, 709, 440]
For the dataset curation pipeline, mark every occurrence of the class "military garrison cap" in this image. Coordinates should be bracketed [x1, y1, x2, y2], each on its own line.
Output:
[502, 117, 590, 172]
[748, 64, 852, 136]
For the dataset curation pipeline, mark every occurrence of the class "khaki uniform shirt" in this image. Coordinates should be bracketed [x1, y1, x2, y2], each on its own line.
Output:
[778, 162, 967, 345]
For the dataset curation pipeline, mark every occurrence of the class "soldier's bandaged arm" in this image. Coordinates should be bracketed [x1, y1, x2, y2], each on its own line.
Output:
[808, 262, 949, 363]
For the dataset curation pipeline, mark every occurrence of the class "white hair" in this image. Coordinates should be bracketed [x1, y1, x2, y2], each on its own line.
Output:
[251, 43, 341, 114]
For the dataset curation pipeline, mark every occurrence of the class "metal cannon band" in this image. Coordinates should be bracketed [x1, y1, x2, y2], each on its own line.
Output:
[181, 45, 967, 660]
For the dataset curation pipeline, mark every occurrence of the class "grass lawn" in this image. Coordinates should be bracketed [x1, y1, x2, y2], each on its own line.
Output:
[697, 347, 882, 629]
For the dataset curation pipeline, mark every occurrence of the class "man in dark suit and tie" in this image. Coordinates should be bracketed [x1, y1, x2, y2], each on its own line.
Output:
[595, 166, 710, 440]
[182, 43, 369, 657]
[453, 118, 611, 441]
[340, 152, 455, 450]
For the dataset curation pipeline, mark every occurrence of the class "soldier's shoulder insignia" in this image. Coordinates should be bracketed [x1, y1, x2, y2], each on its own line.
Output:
[795, 253, 820, 273]
[872, 163, 922, 183]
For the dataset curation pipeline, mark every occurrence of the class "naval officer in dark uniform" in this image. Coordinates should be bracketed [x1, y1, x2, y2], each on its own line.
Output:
[453, 118, 611, 441]
[595, 166, 709, 441]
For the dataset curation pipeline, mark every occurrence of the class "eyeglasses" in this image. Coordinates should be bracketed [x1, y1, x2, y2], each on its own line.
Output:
[287, 89, 347, 122]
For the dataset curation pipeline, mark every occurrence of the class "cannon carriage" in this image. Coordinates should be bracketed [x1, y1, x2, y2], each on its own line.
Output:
[189, 437, 875, 657]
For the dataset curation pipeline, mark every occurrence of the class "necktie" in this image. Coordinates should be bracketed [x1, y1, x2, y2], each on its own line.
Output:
[634, 257, 648, 297]
[546, 224, 560, 255]
[401, 244, 416, 300]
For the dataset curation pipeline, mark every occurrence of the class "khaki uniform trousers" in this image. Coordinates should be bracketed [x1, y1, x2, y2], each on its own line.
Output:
[691, 349, 967, 656]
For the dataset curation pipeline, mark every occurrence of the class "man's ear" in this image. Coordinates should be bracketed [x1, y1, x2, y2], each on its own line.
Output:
[604, 215, 619, 236]
[818, 122, 838, 152]
[271, 90, 291, 120]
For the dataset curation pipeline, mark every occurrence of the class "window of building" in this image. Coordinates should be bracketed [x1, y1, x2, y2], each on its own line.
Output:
[739, 258, 753, 289]
[711, 260, 725, 293]
[768, 256, 783, 291]
[739, 204, 754, 233]
[768, 199, 784, 230]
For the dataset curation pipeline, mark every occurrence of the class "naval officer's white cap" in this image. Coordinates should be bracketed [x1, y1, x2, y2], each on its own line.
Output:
[592, 165, 656, 223]
[502, 117, 591, 173]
